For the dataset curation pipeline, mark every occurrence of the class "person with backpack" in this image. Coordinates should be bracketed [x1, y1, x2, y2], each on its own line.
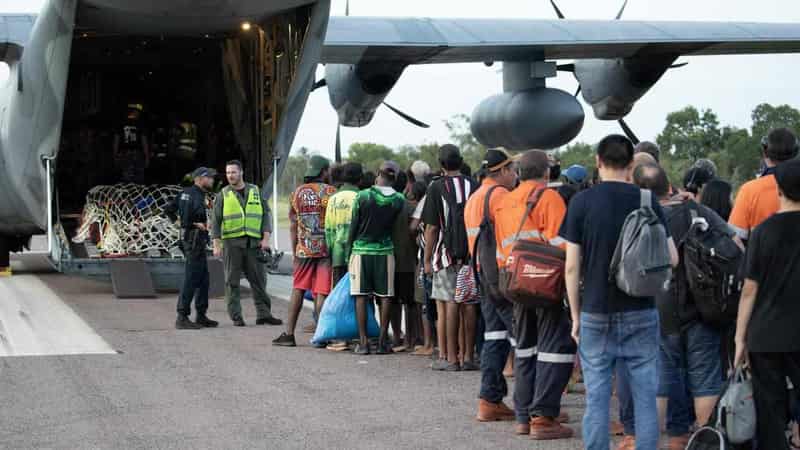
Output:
[734, 159, 800, 450]
[493, 150, 576, 440]
[634, 163, 740, 449]
[464, 148, 518, 422]
[422, 144, 473, 371]
[559, 135, 678, 450]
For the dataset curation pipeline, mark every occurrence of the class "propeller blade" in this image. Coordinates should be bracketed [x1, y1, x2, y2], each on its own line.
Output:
[669, 62, 689, 69]
[345, 0, 349, 16]
[549, 0, 565, 19]
[382, 102, 430, 128]
[335, 123, 342, 163]
[557, 63, 575, 73]
[618, 118, 640, 145]
[574, 85, 582, 97]
[615, 0, 628, 19]
[311, 78, 327, 92]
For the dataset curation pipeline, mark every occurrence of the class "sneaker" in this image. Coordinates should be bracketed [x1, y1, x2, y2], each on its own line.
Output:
[461, 360, 480, 371]
[176, 315, 202, 330]
[232, 319, 246, 327]
[195, 315, 218, 328]
[476, 399, 516, 422]
[431, 359, 450, 371]
[375, 342, 394, 355]
[529, 416, 574, 440]
[256, 317, 283, 326]
[353, 343, 370, 355]
[272, 332, 296, 347]
[444, 361, 461, 372]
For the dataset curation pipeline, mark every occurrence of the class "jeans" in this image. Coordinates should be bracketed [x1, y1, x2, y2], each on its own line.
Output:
[580, 309, 660, 450]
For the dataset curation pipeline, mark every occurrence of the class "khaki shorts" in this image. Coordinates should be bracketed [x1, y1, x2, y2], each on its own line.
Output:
[431, 265, 460, 302]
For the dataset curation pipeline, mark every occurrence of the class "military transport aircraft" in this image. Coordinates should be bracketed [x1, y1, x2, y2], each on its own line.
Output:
[1, 0, 800, 286]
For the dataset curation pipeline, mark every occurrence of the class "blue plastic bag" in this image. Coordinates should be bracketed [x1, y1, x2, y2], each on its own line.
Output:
[311, 274, 379, 344]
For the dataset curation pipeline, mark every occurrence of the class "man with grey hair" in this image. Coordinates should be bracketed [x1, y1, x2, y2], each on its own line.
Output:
[410, 160, 431, 183]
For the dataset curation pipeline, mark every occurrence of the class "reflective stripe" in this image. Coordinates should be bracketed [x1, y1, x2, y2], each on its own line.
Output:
[467, 227, 480, 237]
[508, 337, 518, 347]
[484, 331, 508, 340]
[501, 229, 542, 248]
[549, 237, 566, 247]
[537, 352, 575, 364]
[730, 224, 749, 240]
[516, 346, 538, 358]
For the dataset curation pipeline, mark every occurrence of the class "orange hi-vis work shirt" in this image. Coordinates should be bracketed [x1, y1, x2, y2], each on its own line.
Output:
[464, 178, 508, 267]
[494, 180, 567, 269]
[729, 173, 779, 240]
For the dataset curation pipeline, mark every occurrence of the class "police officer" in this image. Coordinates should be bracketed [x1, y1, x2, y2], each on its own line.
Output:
[165, 167, 219, 329]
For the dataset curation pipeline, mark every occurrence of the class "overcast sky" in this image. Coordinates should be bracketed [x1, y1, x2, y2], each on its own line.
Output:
[4, 0, 800, 161]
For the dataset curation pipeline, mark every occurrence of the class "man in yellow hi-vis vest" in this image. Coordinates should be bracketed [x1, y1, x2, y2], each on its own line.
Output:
[211, 160, 282, 327]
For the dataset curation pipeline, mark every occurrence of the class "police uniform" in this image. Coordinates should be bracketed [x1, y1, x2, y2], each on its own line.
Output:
[165, 167, 217, 328]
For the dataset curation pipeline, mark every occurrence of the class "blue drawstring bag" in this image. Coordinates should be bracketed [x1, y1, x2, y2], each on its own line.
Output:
[311, 274, 379, 344]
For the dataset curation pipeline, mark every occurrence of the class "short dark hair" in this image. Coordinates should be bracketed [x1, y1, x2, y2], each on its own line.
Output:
[359, 171, 376, 190]
[633, 163, 670, 198]
[330, 164, 343, 185]
[226, 159, 243, 170]
[518, 150, 550, 181]
[776, 158, 800, 202]
[341, 162, 363, 185]
[391, 169, 407, 192]
[410, 181, 427, 202]
[766, 127, 799, 162]
[700, 179, 733, 221]
[597, 134, 634, 170]
[635, 141, 660, 162]
[439, 144, 463, 171]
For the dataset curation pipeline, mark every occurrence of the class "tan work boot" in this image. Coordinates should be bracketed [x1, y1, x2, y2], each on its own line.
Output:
[529, 416, 574, 440]
[514, 422, 530, 435]
[476, 399, 515, 422]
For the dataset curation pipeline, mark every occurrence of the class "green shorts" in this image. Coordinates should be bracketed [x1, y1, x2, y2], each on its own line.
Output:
[349, 253, 395, 297]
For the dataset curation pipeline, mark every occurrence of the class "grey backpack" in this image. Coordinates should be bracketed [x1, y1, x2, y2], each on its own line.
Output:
[609, 189, 672, 298]
[717, 367, 756, 444]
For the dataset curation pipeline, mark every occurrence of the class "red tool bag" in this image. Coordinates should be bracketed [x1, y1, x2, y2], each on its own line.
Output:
[500, 187, 566, 308]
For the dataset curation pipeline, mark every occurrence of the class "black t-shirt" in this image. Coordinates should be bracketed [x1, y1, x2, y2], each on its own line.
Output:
[744, 211, 800, 352]
[559, 181, 670, 314]
[658, 201, 733, 335]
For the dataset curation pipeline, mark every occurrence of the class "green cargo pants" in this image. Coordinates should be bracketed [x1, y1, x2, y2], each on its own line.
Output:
[223, 244, 272, 321]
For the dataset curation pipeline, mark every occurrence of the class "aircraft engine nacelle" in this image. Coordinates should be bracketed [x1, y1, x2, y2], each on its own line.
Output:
[325, 62, 406, 127]
[575, 54, 678, 120]
[470, 87, 585, 150]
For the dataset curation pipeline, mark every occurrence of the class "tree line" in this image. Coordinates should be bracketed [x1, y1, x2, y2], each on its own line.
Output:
[280, 103, 800, 195]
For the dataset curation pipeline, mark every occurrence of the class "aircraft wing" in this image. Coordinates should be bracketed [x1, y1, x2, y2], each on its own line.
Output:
[321, 16, 800, 64]
[0, 14, 36, 60]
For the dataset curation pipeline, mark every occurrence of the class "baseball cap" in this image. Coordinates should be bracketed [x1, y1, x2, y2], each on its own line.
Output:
[563, 164, 588, 184]
[483, 148, 519, 171]
[192, 167, 217, 178]
[304, 155, 331, 178]
[379, 160, 401, 179]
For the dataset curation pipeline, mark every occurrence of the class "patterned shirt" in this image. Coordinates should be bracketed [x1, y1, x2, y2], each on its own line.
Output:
[289, 182, 337, 258]
[324, 184, 359, 267]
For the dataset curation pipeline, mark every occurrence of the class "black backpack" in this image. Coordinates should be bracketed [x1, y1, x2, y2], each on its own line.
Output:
[471, 185, 503, 303]
[681, 202, 744, 328]
[441, 176, 471, 262]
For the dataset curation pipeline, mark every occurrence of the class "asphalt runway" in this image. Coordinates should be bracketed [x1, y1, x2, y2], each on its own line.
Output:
[0, 253, 602, 450]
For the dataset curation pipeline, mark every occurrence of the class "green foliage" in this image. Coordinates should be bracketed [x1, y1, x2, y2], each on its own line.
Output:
[555, 142, 596, 174]
[278, 146, 310, 195]
[346, 142, 396, 172]
[751, 103, 800, 141]
[656, 106, 722, 161]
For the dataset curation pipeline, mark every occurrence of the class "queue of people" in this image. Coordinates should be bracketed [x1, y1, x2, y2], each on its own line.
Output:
[167, 126, 800, 449]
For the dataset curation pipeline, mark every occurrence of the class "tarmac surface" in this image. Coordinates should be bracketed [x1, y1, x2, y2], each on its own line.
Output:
[0, 253, 607, 450]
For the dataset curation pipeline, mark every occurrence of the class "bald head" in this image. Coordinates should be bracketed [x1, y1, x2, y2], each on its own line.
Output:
[518, 150, 550, 181]
[633, 163, 670, 199]
[633, 151, 657, 168]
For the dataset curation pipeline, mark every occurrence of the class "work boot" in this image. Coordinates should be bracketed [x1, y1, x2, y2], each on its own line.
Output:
[666, 434, 690, 450]
[476, 399, 515, 422]
[175, 315, 202, 330]
[256, 317, 283, 326]
[515, 422, 530, 435]
[195, 315, 218, 328]
[529, 416, 574, 440]
[616, 435, 635, 450]
[272, 332, 296, 347]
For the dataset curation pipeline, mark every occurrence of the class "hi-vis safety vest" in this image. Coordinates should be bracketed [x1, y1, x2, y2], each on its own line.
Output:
[222, 185, 263, 240]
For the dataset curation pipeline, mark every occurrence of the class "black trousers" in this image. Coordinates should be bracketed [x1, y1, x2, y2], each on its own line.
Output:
[177, 249, 209, 317]
[749, 350, 800, 450]
[512, 303, 576, 422]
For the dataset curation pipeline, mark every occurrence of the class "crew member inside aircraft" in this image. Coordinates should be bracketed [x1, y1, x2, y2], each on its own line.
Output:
[113, 103, 150, 184]
[164, 167, 219, 330]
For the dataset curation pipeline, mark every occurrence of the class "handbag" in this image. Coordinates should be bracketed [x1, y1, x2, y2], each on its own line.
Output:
[717, 366, 756, 444]
[500, 186, 566, 308]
